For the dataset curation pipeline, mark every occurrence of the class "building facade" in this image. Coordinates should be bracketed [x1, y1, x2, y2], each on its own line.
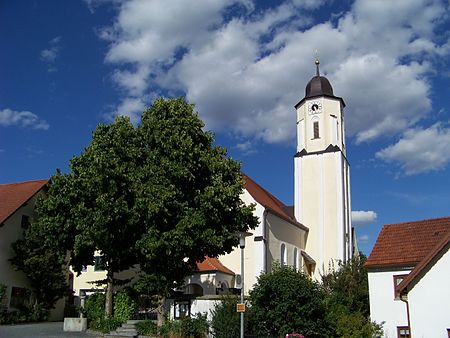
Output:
[366, 217, 450, 337]
[0, 180, 65, 320]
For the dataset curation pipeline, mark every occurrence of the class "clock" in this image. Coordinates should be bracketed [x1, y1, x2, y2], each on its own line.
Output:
[308, 100, 322, 114]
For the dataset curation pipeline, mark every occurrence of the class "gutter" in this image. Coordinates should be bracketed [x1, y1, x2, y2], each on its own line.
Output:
[400, 294, 412, 338]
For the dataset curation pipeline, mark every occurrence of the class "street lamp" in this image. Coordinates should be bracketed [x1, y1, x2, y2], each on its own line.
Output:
[238, 231, 252, 338]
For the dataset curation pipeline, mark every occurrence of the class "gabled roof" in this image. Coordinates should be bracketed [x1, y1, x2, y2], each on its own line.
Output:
[365, 217, 450, 269]
[243, 174, 308, 231]
[397, 231, 450, 295]
[196, 257, 234, 275]
[0, 180, 48, 225]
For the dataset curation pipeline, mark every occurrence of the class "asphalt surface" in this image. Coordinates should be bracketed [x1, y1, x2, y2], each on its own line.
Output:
[0, 322, 100, 338]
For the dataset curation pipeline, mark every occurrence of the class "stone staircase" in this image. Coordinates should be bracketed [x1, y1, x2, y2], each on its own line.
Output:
[105, 320, 142, 338]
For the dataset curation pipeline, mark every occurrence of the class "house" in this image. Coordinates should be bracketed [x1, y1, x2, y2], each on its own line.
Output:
[365, 217, 450, 337]
[0, 179, 65, 320]
[396, 231, 450, 337]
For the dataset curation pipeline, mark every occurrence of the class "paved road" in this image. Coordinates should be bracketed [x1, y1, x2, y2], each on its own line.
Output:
[0, 322, 100, 338]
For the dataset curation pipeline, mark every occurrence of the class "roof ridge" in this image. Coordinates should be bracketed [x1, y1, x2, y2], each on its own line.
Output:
[384, 216, 450, 226]
[0, 179, 49, 186]
[243, 174, 288, 209]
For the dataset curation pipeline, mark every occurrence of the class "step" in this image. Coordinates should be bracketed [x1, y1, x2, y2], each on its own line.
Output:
[127, 319, 143, 325]
[104, 334, 136, 338]
[116, 328, 137, 335]
[122, 323, 136, 329]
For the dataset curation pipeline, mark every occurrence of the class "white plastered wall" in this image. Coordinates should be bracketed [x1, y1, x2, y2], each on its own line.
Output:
[368, 269, 411, 337]
[218, 189, 265, 294]
[407, 247, 450, 338]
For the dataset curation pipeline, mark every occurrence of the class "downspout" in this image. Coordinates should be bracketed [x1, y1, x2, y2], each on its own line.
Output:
[263, 210, 268, 273]
[400, 294, 412, 338]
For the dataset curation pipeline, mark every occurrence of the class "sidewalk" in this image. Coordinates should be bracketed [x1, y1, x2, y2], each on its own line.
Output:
[0, 322, 100, 338]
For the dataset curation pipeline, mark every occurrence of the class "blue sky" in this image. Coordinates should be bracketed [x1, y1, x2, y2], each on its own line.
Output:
[1, 0, 450, 255]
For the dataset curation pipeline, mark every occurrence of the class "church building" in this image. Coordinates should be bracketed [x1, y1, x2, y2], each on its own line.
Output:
[179, 60, 356, 308]
[70, 60, 356, 317]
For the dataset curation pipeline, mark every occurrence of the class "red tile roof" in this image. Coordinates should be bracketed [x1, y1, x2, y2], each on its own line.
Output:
[0, 180, 48, 225]
[365, 217, 450, 268]
[196, 256, 235, 275]
[397, 231, 450, 294]
[243, 174, 307, 231]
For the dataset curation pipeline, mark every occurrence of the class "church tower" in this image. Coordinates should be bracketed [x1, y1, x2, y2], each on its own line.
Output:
[294, 60, 353, 276]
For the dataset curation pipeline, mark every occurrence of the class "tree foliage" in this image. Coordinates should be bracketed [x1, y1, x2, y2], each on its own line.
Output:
[12, 97, 257, 320]
[210, 296, 243, 338]
[248, 264, 333, 338]
[321, 254, 384, 337]
[135, 99, 257, 306]
[321, 254, 370, 316]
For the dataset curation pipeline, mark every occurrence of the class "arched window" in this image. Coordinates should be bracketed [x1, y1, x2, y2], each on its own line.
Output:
[293, 248, 298, 271]
[281, 243, 287, 266]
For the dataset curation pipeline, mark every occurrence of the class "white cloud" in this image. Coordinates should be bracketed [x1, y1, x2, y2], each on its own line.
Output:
[358, 234, 369, 243]
[376, 123, 450, 175]
[40, 36, 61, 72]
[97, 0, 450, 151]
[0, 108, 50, 130]
[352, 210, 378, 226]
[235, 140, 257, 155]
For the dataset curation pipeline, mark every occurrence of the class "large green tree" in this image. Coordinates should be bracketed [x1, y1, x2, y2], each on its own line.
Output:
[248, 264, 334, 337]
[134, 98, 257, 324]
[13, 97, 257, 320]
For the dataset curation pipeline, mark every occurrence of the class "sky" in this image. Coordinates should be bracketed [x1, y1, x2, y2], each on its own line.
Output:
[1, 0, 450, 255]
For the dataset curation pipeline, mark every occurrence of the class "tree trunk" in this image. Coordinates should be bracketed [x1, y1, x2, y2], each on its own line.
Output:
[105, 270, 114, 317]
[156, 294, 166, 327]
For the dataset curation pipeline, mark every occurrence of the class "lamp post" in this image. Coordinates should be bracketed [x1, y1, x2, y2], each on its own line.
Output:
[238, 231, 252, 338]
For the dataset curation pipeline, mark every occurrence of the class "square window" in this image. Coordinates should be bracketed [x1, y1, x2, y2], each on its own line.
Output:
[21, 215, 30, 229]
[174, 300, 190, 319]
[397, 326, 410, 338]
[94, 256, 106, 271]
[393, 274, 408, 299]
[10, 286, 32, 309]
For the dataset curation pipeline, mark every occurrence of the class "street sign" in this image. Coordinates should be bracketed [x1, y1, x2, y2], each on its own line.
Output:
[236, 303, 246, 312]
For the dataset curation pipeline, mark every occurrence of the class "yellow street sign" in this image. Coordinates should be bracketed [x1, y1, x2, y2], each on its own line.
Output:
[236, 303, 246, 312]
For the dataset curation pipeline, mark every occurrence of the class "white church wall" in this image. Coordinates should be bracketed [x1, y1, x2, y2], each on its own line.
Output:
[218, 189, 265, 294]
[266, 212, 305, 271]
[297, 151, 349, 278]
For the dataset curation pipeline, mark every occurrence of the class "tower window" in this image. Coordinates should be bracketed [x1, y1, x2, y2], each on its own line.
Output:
[313, 121, 320, 139]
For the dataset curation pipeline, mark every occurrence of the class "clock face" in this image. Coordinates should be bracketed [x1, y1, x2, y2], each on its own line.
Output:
[308, 100, 322, 114]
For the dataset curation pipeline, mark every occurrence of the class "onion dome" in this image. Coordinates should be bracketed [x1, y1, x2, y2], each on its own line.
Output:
[305, 59, 334, 98]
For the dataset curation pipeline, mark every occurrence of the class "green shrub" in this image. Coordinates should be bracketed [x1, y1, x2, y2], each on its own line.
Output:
[210, 296, 243, 338]
[114, 289, 138, 323]
[89, 316, 121, 333]
[0, 284, 6, 303]
[84, 292, 105, 326]
[160, 313, 209, 338]
[248, 264, 334, 337]
[28, 302, 49, 322]
[136, 320, 158, 335]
